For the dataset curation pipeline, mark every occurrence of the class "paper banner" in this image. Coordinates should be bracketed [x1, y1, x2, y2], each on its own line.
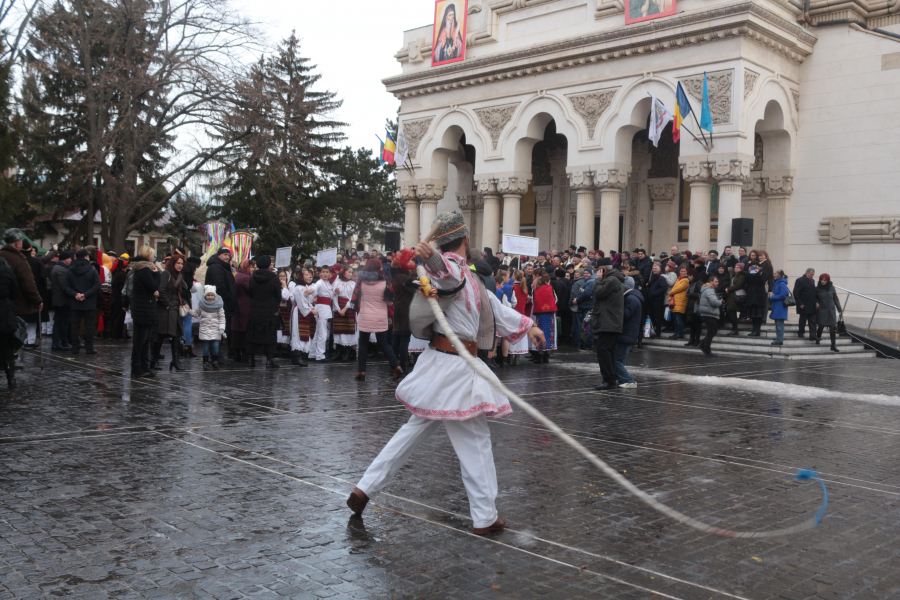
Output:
[275, 247, 292, 269]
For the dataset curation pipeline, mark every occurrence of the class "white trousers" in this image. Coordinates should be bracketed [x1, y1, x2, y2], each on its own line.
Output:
[25, 323, 38, 344]
[311, 314, 330, 360]
[357, 414, 498, 528]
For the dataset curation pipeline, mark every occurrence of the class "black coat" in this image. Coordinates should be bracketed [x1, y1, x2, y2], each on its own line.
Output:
[620, 289, 644, 345]
[64, 259, 102, 311]
[634, 256, 652, 286]
[51, 263, 71, 308]
[793, 276, 817, 316]
[816, 283, 843, 327]
[0, 258, 21, 333]
[647, 273, 668, 303]
[205, 255, 237, 316]
[25, 255, 50, 324]
[130, 262, 161, 327]
[246, 269, 283, 345]
[156, 270, 184, 337]
[743, 263, 769, 310]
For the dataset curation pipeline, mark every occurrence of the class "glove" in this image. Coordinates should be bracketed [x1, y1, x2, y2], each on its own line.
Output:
[220, 330, 227, 339]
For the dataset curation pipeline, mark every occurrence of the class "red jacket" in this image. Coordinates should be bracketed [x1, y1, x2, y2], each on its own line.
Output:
[533, 284, 557, 314]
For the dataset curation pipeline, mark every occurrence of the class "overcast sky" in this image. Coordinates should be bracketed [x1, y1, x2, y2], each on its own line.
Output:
[236, 0, 435, 158]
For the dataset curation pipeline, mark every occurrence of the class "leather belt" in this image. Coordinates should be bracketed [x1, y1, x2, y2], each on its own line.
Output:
[430, 332, 477, 356]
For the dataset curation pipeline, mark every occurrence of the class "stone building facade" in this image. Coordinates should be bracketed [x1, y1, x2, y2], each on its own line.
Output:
[386, 0, 900, 326]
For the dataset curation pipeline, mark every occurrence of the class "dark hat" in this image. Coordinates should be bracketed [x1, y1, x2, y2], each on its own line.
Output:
[75, 248, 89, 259]
[471, 260, 495, 291]
[58, 251, 71, 260]
[3, 228, 23, 244]
[255, 255, 272, 270]
[22, 240, 32, 251]
[107, 250, 118, 257]
[187, 256, 202, 265]
[577, 246, 587, 253]
[431, 210, 469, 247]
[216, 247, 231, 256]
[595, 257, 612, 267]
[568, 245, 577, 251]
[659, 252, 669, 259]
[173, 247, 185, 256]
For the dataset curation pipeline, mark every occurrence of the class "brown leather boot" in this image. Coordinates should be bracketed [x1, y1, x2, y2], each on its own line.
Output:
[346, 488, 369, 516]
[473, 516, 506, 535]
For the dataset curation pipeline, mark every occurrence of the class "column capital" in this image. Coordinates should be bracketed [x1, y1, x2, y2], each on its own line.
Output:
[457, 194, 475, 210]
[646, 177, 678, 204]
[416, 179, 449, 201]
[595, 164, 631, 190]
[497, 172, 532, 195]
[710, 153, 755, 183]
[742, 176, 765, 197]
[764, 173, 794, 196]
[566, 168, 595, 191]
[399, 183, 419, 201]
[679, 155, 713, 183]
[475, 176, 500, 195]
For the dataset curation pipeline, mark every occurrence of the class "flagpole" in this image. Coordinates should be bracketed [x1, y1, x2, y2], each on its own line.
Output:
[689, 108, 712, 152]
[646, 92, 707, 150]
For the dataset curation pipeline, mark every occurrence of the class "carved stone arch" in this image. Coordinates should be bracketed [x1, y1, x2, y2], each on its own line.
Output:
[742, 76, 799, 140]
[742, 77, 797, 167]
[501, 94, 581, 172]
[416, 109, 488, 180]
[600, 77, 678, 164]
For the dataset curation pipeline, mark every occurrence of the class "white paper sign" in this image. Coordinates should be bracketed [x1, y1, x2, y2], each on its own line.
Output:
[502, 234, 540, 257]
[275, 247, 292, 269]
[316, 248, 338, 267]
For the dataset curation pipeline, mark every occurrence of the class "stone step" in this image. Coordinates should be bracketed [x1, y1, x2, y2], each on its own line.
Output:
[650, 334, 858, 346]
[642, 337, 877, 360]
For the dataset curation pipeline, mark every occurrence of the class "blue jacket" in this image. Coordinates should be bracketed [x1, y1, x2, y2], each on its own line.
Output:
[574, 274, 596, 311]
[494, 283, 513, 304]
[620, 289, 644, 345]
[769, 277, 790, 320]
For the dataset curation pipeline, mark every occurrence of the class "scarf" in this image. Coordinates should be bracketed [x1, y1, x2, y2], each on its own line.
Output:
[198, 294, 224, 313]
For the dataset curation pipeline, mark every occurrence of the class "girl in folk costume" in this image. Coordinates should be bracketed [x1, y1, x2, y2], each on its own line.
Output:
[331, 265, 358, 362]
[507, 269, 530, 365]
[191, 285, 226, 371]
[289, 268, 315, 366]
[531, 271, 558, 363]
[304, 265, 334, 362]
[347, 210, 546, 535]
[492, 272, 515, 368]
[277, 271, 293, 360]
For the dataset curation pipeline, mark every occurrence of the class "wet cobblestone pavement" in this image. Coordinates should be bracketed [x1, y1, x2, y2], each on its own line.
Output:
[3, 341, 900, 599]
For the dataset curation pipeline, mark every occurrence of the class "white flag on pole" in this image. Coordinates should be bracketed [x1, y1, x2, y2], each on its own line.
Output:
[649, 95, 673, 148]
[395, 126, 410, 166]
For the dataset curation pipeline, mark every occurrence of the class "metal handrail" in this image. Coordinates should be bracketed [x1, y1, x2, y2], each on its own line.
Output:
[833, 285, 900, 348]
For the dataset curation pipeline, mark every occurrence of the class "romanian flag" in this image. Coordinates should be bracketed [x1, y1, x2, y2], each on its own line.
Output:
[673, 82, 691, 144]
[382, 131, 396, 165]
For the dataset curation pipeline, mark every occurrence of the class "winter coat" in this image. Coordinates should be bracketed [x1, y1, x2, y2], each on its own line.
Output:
[574, 275, 596, 311]
[620, 289, 644, 345]
[685, 279, 704, 321]
[0, 258, 20, 333]
[130, 261, 161, 327]
[759, 260, 775, 291]
[648, 273, 668, 305]
[156, 270, 185, 337]
[50, 262, 71, 308]
[664, 271, 678, 297]
[391, 269, 413, 334]
[0, 244, 42, 316]
[769, 277, 790, 320]
[623, 268, 644, 292]
[204, 255, 237, 316]
[591, 269, 625, 334]
[551, 277, 569, 310]
[743, 263, 769, 310]
[706, 260, 722, 276]
[63, 258, 102, 312]
[24, 255, 49, 324]
[634, 256, 653, 286]
[232, 271, 252, 332]
[725, 271, 746, 313]
[668, 277, 689, 314]
[246, 269, 283, 345]
[698, 284, 723, 318]
[793, 276, 817, 316]
[190, 305, 226, 341]
[816, 282, 843, 327]
[109, 266, 128, 314]
[569, 277, 587, 312]
[357, 272, 392, 333]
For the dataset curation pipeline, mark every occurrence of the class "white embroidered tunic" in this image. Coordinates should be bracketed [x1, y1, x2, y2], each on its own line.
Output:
[310, 278, 334, 320]
[395, 252, 533, 420]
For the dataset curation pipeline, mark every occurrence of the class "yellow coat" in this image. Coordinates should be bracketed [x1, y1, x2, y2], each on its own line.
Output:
[668, 276, 689, 314]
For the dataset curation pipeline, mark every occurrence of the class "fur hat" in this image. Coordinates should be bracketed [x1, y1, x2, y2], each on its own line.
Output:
[595, 257, 612, 268]
[255, 255, 272, 270]
[3, 228, 23, 244]
[203, 285, 218, 296]
[431, 210, 469, 247]
[187, 256, 202, 265]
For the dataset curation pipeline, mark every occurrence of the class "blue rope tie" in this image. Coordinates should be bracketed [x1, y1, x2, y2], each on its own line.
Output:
[794, 469, 828, 526]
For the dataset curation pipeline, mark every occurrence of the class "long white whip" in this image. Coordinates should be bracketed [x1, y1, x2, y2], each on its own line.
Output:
[414, 262, 826, 539]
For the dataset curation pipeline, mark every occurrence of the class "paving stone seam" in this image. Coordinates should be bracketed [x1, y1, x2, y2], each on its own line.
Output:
[157, 429, 743, 600]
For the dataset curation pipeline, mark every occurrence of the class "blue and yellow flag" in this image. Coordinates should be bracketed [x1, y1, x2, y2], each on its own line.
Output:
[700, 72, 713, 133]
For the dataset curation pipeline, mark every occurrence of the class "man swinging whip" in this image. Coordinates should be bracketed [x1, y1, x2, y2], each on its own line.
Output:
[346, 210, 546, 534]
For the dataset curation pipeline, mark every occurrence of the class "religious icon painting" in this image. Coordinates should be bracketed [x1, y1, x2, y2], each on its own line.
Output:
[432, 0, 468, 67]
[624, 0, 676, 24]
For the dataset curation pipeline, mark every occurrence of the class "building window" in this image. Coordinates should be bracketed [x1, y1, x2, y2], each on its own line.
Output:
[124, 239, 136, 257]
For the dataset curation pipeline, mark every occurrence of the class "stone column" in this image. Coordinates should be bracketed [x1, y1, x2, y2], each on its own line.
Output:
[711, 156, 752, 254]
[498, 174, 530, 245]
[548, 149, 568, 251]
[457, 194, 476, 239]
[400, 183, 419, 248]
[741, 176, 764, 250]
[478, 177, 501, 253]
[568, 170, 596, 251]
[535, 187, 553, 249]
[474, 194, 485, 250]
[765, 174, 793, 270]
[681, 158, 713, 253]
[417, 180, 447, 240]
[595, 165, 631, 253]
[628, 148, 651, 251]
[647, 178, 678, 255]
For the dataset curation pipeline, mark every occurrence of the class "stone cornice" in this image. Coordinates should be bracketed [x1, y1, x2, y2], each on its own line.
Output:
[384, 2, 816, 98]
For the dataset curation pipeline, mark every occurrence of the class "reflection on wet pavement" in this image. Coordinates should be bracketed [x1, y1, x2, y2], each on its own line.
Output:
[2, 341, 900, 599]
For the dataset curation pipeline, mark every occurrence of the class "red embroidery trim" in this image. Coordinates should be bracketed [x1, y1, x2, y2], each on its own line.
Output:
[397, 393, 513, 420]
